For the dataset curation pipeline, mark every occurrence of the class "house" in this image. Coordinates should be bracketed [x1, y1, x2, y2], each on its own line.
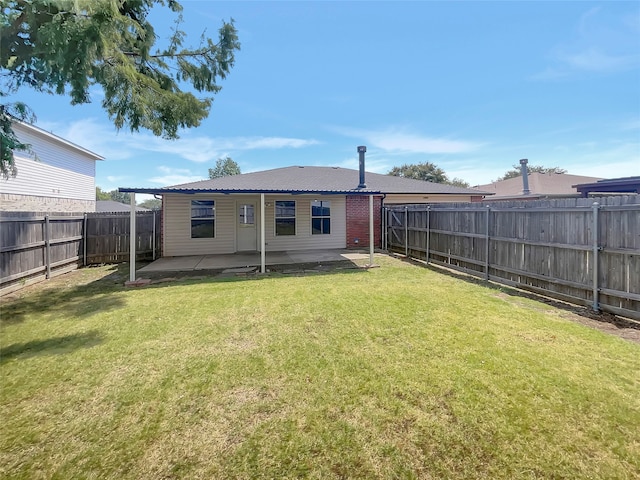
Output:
[573, 177, 640, 197]
[474, 172, 603, 201]
[120, 156, 488, 263]
[0, 121, 104, 212]
[96, 200, 150, 212]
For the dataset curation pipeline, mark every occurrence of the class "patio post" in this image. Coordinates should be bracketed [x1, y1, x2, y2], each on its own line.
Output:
[129, 192, 136, 282]
[260, 193, 266, 273]
[369, 194, 374, 265]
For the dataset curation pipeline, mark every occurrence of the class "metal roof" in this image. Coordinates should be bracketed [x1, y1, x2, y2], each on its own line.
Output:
[120, 166, 489, 196]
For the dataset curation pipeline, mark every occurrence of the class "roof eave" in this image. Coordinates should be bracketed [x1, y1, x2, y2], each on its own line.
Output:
[118, 187, 383, 195]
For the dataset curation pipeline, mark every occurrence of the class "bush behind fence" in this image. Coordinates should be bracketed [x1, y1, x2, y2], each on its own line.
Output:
[0, 211, 161, 294]
[384, 195, 640, 320]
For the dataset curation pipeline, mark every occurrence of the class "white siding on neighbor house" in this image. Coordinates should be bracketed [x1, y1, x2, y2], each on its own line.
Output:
[162, 194, 347, 256]
[1, 123, 98, 202]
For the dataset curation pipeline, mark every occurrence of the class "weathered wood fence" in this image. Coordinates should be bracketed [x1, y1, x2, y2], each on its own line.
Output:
[0, 211, 160, 294]
[384, 196, 640, 320]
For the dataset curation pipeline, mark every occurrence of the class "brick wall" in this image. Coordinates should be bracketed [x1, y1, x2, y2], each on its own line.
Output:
[0, 193, 95, 213]
[345, 195, 382, 248]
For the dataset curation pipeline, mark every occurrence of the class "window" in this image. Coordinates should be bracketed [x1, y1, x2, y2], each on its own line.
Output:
[191, 200, 215, 238]
[238, 204, 255, 226]
[311, 200, 331, 235]
[275, 200, 296, 235]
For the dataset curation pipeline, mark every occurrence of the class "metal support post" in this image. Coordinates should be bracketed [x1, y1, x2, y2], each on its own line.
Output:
[129, 193, 136, 282]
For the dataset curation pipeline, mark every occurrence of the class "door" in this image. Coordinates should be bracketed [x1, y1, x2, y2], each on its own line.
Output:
[237, 202, 257, 251]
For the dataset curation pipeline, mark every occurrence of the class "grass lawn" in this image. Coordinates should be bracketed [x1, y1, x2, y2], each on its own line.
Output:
[1, 255, 639, 479]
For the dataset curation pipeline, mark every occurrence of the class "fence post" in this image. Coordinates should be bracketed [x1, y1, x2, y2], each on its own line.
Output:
[382, 207, 387, 250]
[83, 213, 88, 266]
[592, 202, 600, 312]
[44, 215, 51, 279]
[484, 205, 491, 280]
[404, 206, 408, 257]
[152, 210, 156, 261]
[426, 206, 430, 265]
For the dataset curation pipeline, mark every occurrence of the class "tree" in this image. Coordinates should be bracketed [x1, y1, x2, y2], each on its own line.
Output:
[139, 198, 162, 210]
[388, 162, 470, 188]
[96, 186, 111, 200]
[208, 156, 241, 179]
[96, 187, 131, 204]
[0, 99, 35, 178]
[388, 162, 448, 183]
[498, 164, 567, 181]
[1, 0, 240, 177]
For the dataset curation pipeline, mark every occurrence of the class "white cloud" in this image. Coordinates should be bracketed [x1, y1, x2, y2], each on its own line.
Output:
[148, 166, 203, 186]
[560, 48, 639, 72]
[532, 6, 640, 80]
[52, 118, 321, 164]
[335, 126, 481, 155]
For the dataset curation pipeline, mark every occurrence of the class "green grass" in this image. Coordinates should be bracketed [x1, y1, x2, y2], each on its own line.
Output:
[1, 256, 639, 479]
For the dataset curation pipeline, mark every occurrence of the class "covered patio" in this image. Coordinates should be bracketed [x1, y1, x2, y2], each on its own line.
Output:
[137, 249, 376, 273]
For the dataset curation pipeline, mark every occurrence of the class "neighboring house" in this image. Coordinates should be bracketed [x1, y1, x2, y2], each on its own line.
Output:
[474, 172, 603, 201]
[96, 200, 150, 212]
[120, 164, 488, 257]
[573, 177, 640, 197]
[0, 121, 104, 212]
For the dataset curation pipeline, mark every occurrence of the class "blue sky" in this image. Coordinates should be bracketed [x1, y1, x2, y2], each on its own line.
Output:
[9, 1, 640, 198]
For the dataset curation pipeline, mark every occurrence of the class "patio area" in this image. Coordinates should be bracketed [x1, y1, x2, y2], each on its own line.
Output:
[137, 249, 377, 273]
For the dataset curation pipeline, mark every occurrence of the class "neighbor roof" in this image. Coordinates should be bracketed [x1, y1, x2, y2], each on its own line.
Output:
[573, 176, 640, 197]
[120, 166, 488, 196]
[96, 200, 150, 212]
[474, 172, 602, 198]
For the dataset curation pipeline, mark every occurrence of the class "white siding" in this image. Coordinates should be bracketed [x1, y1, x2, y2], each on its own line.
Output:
[265, 195, 346, 251]
[163, 194, 346, 256]
[1, 123, 98, 202]
[163, 194, 236, 256]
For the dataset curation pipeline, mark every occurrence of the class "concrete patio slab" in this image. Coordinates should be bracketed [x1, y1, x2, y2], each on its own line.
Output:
[137, 249, 379, 273]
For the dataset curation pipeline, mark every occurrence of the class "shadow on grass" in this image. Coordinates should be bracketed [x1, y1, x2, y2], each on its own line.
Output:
[1, 264, 130, 325]
[140, 259, 369, 289]
[392, 254, 640, 331]
[0, 330, 104, 363]
[1, 261, 369, 324]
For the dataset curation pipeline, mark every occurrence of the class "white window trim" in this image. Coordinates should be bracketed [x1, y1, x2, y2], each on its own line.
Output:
[274, 200, 296, 236]
[190, 199, 216, 239]
[311, 200, 331, 235]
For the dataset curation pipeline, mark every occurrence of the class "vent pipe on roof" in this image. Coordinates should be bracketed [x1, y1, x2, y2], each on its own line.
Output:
[357, 146, 367, 188]
[519, 158, 531, 195]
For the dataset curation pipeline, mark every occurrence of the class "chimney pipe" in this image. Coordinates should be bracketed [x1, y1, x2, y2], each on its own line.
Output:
[519, 158, 530, 195]
[357, 146, 367, 188]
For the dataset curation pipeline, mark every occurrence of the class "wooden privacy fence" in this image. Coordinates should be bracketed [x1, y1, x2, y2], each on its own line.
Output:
[0, 211, 160, 294]
[384, 196, 640, 320]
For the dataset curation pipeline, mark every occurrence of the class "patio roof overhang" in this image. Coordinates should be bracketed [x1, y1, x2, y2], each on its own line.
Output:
[118, 187, 382, 195]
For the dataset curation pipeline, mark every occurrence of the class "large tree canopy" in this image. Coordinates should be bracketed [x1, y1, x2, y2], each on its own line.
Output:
[497, 164, 567, 181]
[388, 162, 470, 188]
[208, 156, 240, 179]
[1, 0, 240, 178]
